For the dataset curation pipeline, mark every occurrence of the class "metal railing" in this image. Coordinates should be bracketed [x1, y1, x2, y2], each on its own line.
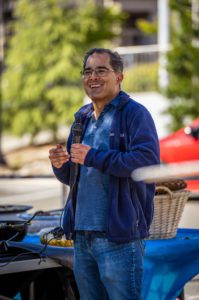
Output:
[115, 44, 170, 68]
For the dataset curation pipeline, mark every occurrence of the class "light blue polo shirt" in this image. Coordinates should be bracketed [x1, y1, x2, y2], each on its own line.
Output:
[74, 96, 120, 231]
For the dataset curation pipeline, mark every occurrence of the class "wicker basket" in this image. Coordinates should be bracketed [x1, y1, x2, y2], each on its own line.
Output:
[156, 179, 187, 193]
[149, 186, 190, 239]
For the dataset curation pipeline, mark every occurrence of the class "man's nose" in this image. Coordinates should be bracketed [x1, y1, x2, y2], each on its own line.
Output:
[90, 70, 98, 79]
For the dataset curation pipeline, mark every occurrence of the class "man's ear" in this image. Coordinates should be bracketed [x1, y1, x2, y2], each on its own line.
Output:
[117, 72, 124, 84]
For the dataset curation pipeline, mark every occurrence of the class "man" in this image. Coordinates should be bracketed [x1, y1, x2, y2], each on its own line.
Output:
[49, 48, 160, 300]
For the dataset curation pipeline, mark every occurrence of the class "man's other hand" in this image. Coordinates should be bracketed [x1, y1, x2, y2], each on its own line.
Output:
[49, 144, 70, 168]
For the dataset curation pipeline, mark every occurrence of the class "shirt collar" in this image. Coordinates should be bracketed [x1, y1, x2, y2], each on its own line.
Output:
[104, 92, 121, 110]
[88, 92, 121, 119]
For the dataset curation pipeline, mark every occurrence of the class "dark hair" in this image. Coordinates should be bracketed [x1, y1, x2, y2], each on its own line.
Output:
[83, 48, 123, 72]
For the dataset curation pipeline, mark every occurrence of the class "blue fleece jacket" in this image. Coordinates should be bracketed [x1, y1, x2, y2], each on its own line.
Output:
[52, 91, 160, 243]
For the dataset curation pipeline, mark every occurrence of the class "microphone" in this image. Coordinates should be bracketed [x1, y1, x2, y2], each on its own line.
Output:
[72, 120, 83, 177]
[71, 119, 83, 211]
[72, 121, 83, 144]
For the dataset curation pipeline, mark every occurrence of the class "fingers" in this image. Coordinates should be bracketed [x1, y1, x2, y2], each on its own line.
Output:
[56, 144, 62, 149]
[70, 143, 91, 165]
[49, 144, 70, 168]
[49, 143, 91, 167]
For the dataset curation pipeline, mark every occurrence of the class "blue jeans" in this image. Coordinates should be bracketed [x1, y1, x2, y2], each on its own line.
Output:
[74, 231, 144, 300]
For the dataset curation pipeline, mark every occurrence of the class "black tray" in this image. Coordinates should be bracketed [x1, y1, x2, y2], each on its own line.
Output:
[0, 205, 32, 214]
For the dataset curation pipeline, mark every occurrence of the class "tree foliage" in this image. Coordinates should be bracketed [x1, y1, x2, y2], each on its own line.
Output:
[122, 62, 158, 93]
[166, 0, 199, 130]
[136, 18, 157, 35]
[2, 0, 123, 141]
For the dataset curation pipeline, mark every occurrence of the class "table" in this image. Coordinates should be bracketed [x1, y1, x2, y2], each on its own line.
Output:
[1, 228, 199, 300]
[143, 228, 199, 300]
[0, 256, 61, 275]
[0, 237, 75, 299]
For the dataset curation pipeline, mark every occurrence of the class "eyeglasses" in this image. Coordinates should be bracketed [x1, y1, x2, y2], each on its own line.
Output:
[81, 67, 114, 79]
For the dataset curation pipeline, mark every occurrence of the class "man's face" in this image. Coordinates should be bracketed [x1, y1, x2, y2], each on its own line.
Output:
[82, 52, 123, 103]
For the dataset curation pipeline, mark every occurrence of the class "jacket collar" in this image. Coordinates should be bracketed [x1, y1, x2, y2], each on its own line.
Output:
[74, 90, 130, 122]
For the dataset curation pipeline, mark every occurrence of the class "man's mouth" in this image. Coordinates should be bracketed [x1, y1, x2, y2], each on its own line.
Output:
[89, 84, 102, 89]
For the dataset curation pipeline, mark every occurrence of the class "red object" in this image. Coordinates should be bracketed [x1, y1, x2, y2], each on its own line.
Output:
[159, 118, 199, 194]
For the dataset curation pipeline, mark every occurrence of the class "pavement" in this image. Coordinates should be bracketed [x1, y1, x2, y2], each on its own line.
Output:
[184, 275, 199, 300]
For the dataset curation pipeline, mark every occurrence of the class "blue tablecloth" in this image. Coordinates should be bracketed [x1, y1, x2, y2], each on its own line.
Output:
[144, 228, 199, 300]
[8, 228, 199, 300]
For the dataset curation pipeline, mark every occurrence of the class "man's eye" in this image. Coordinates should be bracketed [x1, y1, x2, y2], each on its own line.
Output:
[97, 69, 106, 75]
[84, 70, 92, 76]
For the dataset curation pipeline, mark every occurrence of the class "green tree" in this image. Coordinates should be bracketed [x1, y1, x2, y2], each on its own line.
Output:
[136, 18, 157, 36]
[2, 0, 123, 141]
[166, 0, 199, 131]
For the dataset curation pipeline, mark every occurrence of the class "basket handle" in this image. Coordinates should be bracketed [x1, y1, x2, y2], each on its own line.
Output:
[155, 186, 173, 197]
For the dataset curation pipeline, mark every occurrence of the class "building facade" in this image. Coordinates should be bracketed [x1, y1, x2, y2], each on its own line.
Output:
[97, 0, 157, 45]
[112, 0, 157, 45]
[1, 0, 158, 48]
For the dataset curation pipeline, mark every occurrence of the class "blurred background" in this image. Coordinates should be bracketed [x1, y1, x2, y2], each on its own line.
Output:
[0, 1, 198, 298]
[0, 0, 198, 216]
[0, 0, 199, 219]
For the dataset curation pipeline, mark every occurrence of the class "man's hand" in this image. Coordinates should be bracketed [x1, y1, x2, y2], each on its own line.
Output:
[71, 143, 91, 165]
[49, 144, 70, 168]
